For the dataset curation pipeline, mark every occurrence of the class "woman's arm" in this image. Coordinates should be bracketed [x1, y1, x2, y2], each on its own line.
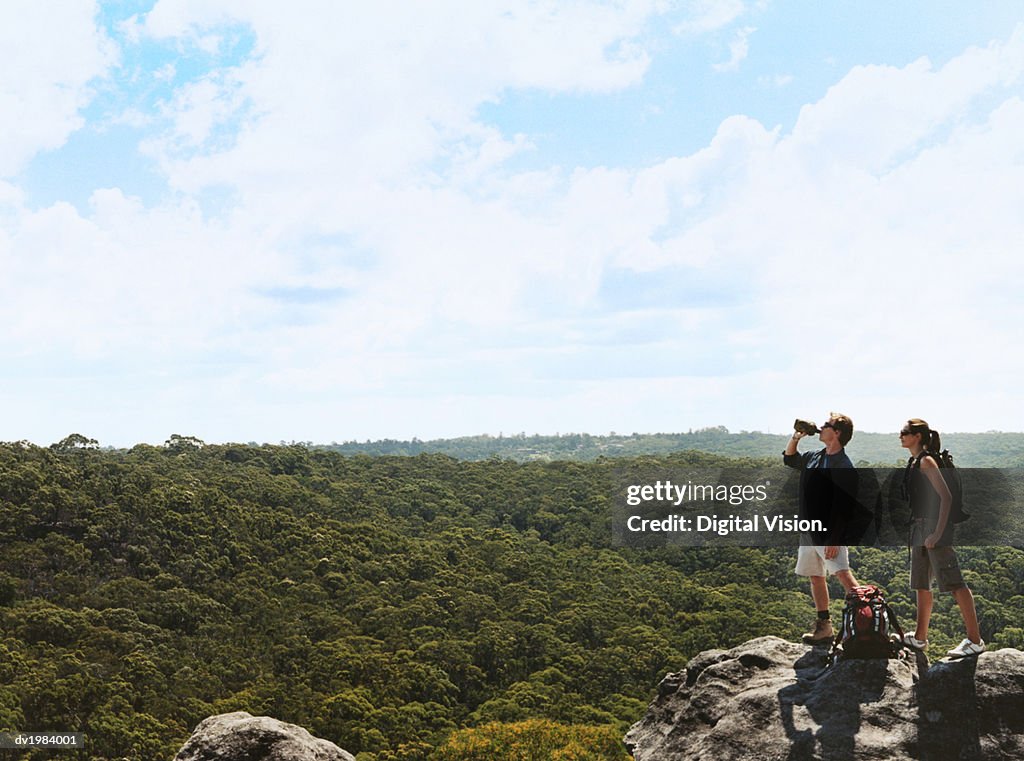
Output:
[920, 455, 952, 548]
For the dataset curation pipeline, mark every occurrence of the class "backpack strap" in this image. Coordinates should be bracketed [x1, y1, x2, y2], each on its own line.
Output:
[912, 451, 937, 468]
[886, 603, 905, 639]
[884, 601, 907, 655]
[828, 627, 842, 667]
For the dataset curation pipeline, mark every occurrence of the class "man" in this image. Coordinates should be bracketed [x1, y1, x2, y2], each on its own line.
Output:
[784, 412, 860, 645]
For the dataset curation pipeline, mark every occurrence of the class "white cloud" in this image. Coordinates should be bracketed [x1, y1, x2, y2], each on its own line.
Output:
[134, 0, 664, 197]
[790, 27, 1024, 173]
[0, 181, 25, 208]
[0, 188, 278, 362]
[713, 25, 755, 72]
[759, 73, 793, 88]
[675, 0, 746, 35]
[0, 0, 116, 176]
[154, 62, 177, 82]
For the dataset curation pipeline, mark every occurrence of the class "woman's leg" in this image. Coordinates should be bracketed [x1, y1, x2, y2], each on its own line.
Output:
[915, 589, 933, 641]
[951, 585, 982, 644]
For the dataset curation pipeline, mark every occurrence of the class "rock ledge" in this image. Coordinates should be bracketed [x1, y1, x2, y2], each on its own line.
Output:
[625, 636, 1024, 761]
[174, 711, 355, 761]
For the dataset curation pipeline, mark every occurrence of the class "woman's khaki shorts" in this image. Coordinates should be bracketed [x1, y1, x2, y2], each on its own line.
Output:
[910, 544, 966, 591]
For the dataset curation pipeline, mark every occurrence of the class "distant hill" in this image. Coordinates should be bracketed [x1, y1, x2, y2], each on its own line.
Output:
[323, 428, 1024, 467]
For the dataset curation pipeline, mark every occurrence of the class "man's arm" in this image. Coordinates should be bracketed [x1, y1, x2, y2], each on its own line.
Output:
[783, 431, 807, 469]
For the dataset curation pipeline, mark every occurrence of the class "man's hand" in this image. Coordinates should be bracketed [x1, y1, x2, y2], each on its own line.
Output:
[924, 532, 942, 549]
[824, 545, 839, 560]
[785, 430, 806, 456]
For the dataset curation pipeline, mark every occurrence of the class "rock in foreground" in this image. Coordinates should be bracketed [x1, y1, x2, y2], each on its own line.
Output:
[625, 636, 1024, 761]
[174, 712, 355, 761]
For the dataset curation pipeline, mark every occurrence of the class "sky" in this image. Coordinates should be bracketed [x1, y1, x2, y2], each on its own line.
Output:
[3, 1, 1024, 448]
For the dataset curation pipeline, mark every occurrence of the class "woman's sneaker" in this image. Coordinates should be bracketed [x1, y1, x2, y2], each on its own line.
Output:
[947, 638, 986, 658]
[902, 633, 928, 650]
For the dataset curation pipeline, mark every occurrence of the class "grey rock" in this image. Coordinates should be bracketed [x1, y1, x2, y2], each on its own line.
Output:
[174, 712, 355, 761]
[625, 636, 1024, 761]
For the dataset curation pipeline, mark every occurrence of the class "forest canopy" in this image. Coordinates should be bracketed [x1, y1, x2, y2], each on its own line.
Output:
[2, 437, 1023, 760]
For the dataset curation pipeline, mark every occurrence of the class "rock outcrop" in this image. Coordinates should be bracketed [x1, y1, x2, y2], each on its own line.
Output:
[625, 636, 1024, 761]
[174, 712, 355, 761]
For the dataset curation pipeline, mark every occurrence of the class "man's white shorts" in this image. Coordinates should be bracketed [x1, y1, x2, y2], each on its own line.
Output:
[795, 544, 850, 577]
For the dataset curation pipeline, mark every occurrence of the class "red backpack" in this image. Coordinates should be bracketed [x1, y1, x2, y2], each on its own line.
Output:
[831, 585, 905, 660]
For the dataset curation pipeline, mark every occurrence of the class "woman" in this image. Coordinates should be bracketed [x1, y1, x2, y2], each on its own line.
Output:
[899, 418, 984, 657]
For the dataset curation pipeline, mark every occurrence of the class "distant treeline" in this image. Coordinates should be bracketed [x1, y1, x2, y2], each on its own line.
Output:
[324, 428, 1024, 467]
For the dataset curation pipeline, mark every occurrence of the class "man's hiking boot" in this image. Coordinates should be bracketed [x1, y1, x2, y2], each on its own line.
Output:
[801, 619, 834, 645]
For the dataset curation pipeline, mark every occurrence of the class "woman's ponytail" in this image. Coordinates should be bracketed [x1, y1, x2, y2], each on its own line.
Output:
[906, 418, 940, 453]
